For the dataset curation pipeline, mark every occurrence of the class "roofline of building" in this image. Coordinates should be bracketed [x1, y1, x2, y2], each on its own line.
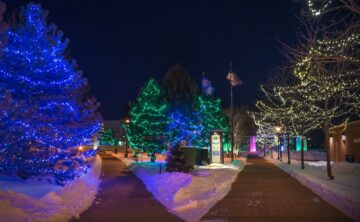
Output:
[330, 120, 360, 130]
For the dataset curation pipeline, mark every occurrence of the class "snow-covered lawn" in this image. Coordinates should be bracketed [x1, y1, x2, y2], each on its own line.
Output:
[266, 153, 360, 221]
[113, 153, 246, 222]
[0, 155, 102, 222]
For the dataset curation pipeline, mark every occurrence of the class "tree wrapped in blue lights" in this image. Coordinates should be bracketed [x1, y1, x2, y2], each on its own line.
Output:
[0, 4, 101, 184]
[125, 79, 169, 161]
[167, 110, 202, 147]
[163, 65, 201, 147]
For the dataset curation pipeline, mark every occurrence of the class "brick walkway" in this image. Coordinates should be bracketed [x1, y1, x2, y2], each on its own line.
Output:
[201, 157, 352, 222]
[76, 154, 181, 222]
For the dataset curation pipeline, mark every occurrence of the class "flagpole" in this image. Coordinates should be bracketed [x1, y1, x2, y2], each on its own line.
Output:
[226, 62, 242, 163]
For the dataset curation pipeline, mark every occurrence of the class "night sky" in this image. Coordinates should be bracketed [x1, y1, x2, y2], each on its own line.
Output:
[5, 0, 301, 120]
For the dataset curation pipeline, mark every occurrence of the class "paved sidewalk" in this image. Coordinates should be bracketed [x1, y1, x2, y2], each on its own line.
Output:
[76, 154, 181, 222]
[201, 157, 352, 222]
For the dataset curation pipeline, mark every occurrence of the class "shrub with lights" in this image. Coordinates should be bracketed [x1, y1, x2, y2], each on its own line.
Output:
[166, 143, 193, 173]
[0, 3, 101, 184]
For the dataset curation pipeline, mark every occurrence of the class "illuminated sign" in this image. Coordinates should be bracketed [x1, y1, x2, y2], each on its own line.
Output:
[211, 133, 221, 163]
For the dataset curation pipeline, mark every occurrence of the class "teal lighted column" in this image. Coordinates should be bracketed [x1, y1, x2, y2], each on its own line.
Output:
[296, 136, 301, 151]
[304, 137, 308, 151]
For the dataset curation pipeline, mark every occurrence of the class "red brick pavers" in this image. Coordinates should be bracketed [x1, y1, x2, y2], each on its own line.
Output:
[76, 154, 182, 222]
[201, 157, 352, 222]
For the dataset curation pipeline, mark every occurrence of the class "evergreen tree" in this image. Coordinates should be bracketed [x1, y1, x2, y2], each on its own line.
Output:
[166, 143, 192, 173]
[195, 95, 229, 147]
[0, 4, 101, 183]
[100, 128, 116, 146]
[167, 110, 202, 147]
[162, 64, 200, 147]
[125, 78, 169, 161]
[162, 64, 198, 106]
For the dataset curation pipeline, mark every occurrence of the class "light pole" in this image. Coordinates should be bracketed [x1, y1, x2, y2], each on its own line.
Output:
[226, 62, 242, 162]
[274, 122, 283, 162]
[122, 118, 130, 157]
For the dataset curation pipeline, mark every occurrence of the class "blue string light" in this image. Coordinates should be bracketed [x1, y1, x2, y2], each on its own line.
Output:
[0, 3, 101, 185]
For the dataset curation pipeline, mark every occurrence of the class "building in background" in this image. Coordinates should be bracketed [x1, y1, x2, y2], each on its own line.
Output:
[329, 121, 360, 163]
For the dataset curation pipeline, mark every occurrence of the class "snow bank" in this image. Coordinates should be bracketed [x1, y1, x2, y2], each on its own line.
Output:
[291, 150, 326, 161]
[0, 155, 102, 222]
[0, 175, 61, 199]
[114, 153, 246, 222]
[266, 154, 360, 221]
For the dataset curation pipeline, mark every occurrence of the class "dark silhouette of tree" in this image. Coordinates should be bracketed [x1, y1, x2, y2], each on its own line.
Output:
[162, 64, 198, 107]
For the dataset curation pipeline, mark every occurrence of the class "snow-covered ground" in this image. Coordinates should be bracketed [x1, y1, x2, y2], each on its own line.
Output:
[0, 155, 102, 222]
[266, 152, 360, 221]
[113, 153, 246, 222]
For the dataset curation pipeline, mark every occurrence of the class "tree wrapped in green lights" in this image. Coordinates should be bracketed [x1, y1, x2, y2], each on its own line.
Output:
[100, 128, 116, 146]
[194, 95, 229, 148]
[125, 79, 169, 161]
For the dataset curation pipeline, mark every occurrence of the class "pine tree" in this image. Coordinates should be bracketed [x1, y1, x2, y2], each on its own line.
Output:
[125, 79, 169, 161]
[195, 95, 229, 147]
[162, 64, 198, 106]
[166, 143, 192, 173]
[162, 64, 199, 147]
[0, 4, 101, 183]
[100, 128, 116, 146]
[167, 110, 202, 147]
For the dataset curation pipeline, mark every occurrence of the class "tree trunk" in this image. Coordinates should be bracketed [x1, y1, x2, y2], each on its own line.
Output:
[324, 125, 334, 179]
[150, 153, 156, 162]
[277, 135, 280, 160]
[324, 98, 334, 180]
[287, 135, 291, 165]
[280, 135, 283, 162]
[263, 144, 266, 157]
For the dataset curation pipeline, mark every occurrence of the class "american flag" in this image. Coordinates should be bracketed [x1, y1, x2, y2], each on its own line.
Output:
[227, 72, 242, 87]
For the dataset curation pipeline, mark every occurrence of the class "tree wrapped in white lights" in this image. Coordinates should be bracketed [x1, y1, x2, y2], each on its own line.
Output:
[254, 0, 360, 179]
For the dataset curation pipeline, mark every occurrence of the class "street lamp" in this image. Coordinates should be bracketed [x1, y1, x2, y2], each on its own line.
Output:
[122, 118, 130, 157]
[274, 122, 283, 161]
[226, 62, 242, 162]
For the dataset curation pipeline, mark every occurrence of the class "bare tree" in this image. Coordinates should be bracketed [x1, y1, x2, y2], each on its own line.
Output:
[225, 106, 256, 151]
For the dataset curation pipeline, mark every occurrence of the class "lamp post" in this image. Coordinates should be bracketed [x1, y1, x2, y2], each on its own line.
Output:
[226, 62, 242, 162]
[274, 122, 283, 162]
[122, 118, 130, 157]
